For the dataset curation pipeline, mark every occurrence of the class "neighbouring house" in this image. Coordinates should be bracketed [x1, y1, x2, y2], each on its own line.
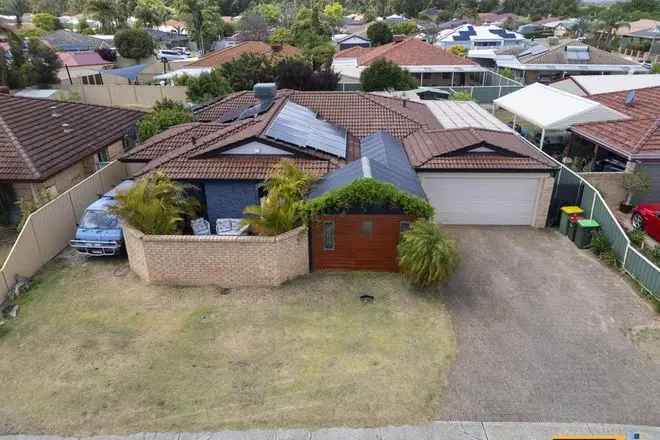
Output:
[332, 37, 488, 90]
[120, 83, 557, 250]
[145, 29, 189, 50]
[616, 19, 660, 54]
[41, 30, 109, 52]
[478, 12, 520, 26]
[57, 51, 114, 84]
[551, 74, 660, 97]
[495, 41, 647, 84]
[157, 20, 187, 35]
[567, 86, 660, 203]
[0, 93, 143, 223]
[332, 33, 370, 51]
[181, 41, 300, 73]
[435, 24, 529, 50]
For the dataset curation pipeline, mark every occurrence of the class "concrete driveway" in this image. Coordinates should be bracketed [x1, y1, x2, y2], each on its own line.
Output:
[438, 226, 660, 426]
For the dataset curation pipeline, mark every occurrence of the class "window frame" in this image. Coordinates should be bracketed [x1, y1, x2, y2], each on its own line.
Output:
[322, 221, 335, 251]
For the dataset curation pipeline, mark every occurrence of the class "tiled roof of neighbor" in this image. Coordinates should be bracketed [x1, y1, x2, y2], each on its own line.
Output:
[42, 30, 108, 51]
[588, 86, 660, 119]
[126, 89, 553, 180]
[336, 37, 477, 67]
[57, 51, 110, 67]
[518, 40, 637, 65]
[334, 46, 371, 58]
[186, 41, 300, 68]
[570, 86, 660, 159]
[572, 118, 660, 160]
[404, 127, 557, 170]
[0, 94, 144, 181]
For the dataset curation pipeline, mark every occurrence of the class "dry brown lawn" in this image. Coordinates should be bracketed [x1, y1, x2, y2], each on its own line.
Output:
[0, 255, 455, 435]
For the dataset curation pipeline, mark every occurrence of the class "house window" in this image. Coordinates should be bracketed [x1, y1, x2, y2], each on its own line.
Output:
[400, 221, 411, 233]
[360, 220, 373, 238]
[323, 221, 335, 250]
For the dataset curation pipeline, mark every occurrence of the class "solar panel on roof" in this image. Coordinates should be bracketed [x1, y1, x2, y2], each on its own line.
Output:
[565, 46, 590, 61]
[266, 101, 347, 158]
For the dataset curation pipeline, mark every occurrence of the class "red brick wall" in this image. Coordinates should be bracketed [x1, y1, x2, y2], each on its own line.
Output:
[310, 214, 416, 272]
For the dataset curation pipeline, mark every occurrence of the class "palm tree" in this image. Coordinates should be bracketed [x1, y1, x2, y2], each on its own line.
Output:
[5, 0, 29, 28]
[86, 0, 118, 33]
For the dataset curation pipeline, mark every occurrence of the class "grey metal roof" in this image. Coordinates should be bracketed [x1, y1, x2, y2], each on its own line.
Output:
[308, 130, 426, 199]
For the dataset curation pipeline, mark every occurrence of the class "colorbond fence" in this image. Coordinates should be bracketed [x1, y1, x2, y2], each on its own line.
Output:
[0, 161, 129, 304]
[551, 165, 660, 298]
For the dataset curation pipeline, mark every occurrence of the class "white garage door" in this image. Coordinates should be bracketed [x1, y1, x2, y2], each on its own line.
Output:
[419, 173, 545, 225]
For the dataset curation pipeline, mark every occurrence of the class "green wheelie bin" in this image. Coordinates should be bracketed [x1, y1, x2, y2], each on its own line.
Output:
[559, 206, 584, 235]
[575, 219, 600, 249]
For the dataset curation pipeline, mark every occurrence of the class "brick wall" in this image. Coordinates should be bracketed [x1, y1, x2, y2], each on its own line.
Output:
[580, 172, 626, 210]
[533, 174, 555, 228]
[122, 225, 309, 287]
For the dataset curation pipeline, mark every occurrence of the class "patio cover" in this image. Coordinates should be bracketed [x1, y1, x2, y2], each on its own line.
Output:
[102, 64, 148, 82]
[493, 82, 629, 131]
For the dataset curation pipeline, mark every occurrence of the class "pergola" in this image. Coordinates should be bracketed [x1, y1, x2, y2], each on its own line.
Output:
[493, 82, 629, 149]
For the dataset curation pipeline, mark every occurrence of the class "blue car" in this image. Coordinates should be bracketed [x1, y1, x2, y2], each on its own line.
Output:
[70, 180, 134, 256]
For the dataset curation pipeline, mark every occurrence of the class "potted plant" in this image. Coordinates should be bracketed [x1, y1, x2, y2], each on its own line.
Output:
[620, 169, 651, 213]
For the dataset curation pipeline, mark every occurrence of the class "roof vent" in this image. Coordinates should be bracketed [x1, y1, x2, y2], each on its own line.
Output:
[625, 89, 636, 106]
[51, 112, 61, 117]
[61, 123, 70, 127]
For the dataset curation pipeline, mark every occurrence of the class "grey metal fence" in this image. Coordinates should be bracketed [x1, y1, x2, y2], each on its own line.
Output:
[552, 165, 660, 298]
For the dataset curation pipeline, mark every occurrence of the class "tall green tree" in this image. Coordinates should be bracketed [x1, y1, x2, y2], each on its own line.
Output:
[176, 69, 231, 103]
[114, 28, 155, 61]
[360, 58, 417, 92]
[220, 52, 275, 91]
[4, 0, 29, 27]
[134, 0, 171, 28]
[175, 0, 207, 53]
[367, 21, 393, 46]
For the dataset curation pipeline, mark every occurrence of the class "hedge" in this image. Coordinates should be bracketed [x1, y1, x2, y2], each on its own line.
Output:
[304, 178, 434, 220]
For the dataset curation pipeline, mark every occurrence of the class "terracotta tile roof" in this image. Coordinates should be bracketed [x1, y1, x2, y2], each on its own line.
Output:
[186, 41, 300, 68]
[348, 37, 477, 67]
[334, 46, 371, 58]
[570, 86, 660, 159]
[57, 51, 111, 67]
[155, 156, 333, 180]
[0, 94, 144, 182]
[404, 127, 557, 170]
[121, 123, 229, 162]
[588, 86, 660, 119]
[571, 118, 660, 160]
[195, 90, 443, 139]
[519, 40, 638, 66]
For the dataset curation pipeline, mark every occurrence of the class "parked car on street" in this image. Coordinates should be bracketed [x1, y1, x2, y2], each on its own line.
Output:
[632, 203, 660, 241]
[173, 46, 191, 56]
[158, 49, 189, 62]
[70, 180, 134, 256]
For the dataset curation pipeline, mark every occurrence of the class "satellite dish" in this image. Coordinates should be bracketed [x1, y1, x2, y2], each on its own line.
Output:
[625, 90, 636, 106]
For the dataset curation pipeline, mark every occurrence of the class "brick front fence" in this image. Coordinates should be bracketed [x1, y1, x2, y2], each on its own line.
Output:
[122, 225, 309, 287]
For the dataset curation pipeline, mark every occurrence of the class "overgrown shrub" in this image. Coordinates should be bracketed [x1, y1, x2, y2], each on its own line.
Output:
[590, 233, 611, 256]
[600, 249, 619, 268]
[137, 100, 192, 142]
[110, 172, 199, 235]
[398, 220, 459, 288]
[627, 228, 646, 248]
[304, 178, 434, 221]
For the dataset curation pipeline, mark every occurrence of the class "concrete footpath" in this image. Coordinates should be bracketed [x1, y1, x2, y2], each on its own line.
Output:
[2, 422, 659, 440]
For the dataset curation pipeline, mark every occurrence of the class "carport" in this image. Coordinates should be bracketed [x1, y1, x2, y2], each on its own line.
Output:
[493, 83, 628, 149]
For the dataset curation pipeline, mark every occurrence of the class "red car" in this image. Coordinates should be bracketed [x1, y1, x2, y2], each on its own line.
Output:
[632, 203, 660, 241]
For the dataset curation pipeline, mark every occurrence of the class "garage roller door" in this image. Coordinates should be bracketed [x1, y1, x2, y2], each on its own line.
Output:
[419, 173, 543, 225]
